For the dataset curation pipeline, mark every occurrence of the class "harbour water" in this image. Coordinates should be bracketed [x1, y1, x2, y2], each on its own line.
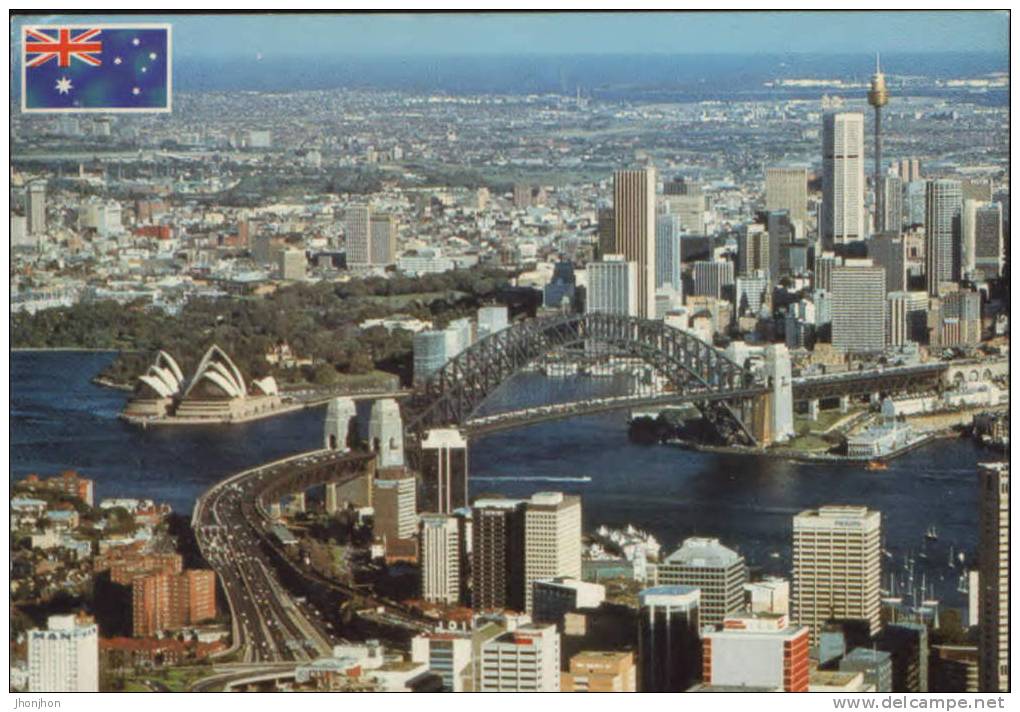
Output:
[11, 352, 989, 608]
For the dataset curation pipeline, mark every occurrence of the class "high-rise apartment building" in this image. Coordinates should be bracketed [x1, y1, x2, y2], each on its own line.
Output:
[132, 569, 216, 637]
[471, 498, 527, 612]
[831, 262, 887, 352]
[925, 179, 963, 295]
[766, 166, 809, 225]
[420, 514, 463, 605]
[345, 204, 371, 265]
[612, 168, 657, 318]
[702, 613, 811, 692]
[523, 492, 581, 613]
[638, 586, 702, 692]
[587, 255, 638, 317]
[822, 112, 866, 248]
[28, 614, 98, 692]
[978, 462, 1009, 693]
[479, 624, 561, 691]
[737, 223, 769, 277]
[792, 506, 882, 644]
[657, 537, 748, 627]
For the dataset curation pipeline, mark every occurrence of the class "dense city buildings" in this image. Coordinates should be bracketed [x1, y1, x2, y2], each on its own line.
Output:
[792, 506, 882, 644]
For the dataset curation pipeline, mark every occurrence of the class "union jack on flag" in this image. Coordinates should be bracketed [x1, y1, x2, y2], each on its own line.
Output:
[21, 23, 171, 113]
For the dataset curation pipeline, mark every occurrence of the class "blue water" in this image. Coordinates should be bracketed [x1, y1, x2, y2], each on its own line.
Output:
[11, 351, 991, 608]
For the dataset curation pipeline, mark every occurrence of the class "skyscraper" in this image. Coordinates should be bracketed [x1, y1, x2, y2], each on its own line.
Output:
[587, 255, 638, 317]
[831, 262, 887, 352]
[767, 209, 796, 281]
[974, 203, 1004, 280]
[691, 260, 735, 300]
[978, 462, 1009, 693]
[792, 506, 882, 644]
[471, 498, 526, 612]
[881, 173, 904, 235]
[822, 112, 866, 248]
[925, 179, 963, 296]
[369, 213, 397, 265]
[869, 231, 908, 293]
[421, 428, 469, 514]
[638, 586, 702, 692]
[27, 181, 46, 237]
[523, 492, 581, 613]
[656, 537, 748, 628]
[419, 514, 463, 605]
[596, 206, 615, 259]
[345, 204, 371, 265]
[886, 292, 929, 346]
[655, 212, 683, 294]
[766, 166, 809, 225]
[28, 614, 99, 692]
[612, 168, 657, 318]
[737, 223, 769, 277]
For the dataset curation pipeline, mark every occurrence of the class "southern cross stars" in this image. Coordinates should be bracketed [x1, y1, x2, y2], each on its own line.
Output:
[55, 76, 73, 94]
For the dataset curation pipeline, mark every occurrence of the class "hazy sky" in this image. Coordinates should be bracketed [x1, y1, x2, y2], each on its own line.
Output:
[11, 12, 1008, 58]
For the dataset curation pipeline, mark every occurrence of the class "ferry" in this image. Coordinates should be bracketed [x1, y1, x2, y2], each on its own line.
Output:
[865, 460, 888, 471]
[925, 525, 939, 542]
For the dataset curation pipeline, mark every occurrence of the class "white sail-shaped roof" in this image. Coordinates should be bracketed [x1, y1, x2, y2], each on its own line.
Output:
[183, 345, 247, 399]
[155, 350, 184, 386]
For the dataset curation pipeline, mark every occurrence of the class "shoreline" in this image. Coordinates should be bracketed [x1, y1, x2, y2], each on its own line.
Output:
[13, 346, 122, 352]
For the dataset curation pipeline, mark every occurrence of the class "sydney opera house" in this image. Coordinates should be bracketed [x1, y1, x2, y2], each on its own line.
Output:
[123, 345, 284, 423]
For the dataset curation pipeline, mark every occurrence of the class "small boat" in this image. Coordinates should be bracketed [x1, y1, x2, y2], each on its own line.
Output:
[925, 525, 939, 542]
[866, 460, 888, 471]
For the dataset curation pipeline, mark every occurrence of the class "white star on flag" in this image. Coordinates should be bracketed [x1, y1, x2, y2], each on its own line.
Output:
[55, 77, 73, 94]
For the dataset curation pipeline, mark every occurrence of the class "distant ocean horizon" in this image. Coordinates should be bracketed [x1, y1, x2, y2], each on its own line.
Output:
[10, 51, 1009, 101]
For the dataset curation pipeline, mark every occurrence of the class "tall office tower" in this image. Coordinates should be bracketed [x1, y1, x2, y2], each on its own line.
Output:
[766, 209, 795, 280]
[925, 179, 963, 295]
[479, 623, 561, 691]
[896, 158, 922, 183]
[561, 651, 637, 692]
[734, 271, 769, 317]
[869, 231, 908, 293]
[372, 472, 418, 542]
[764, 344, 795, 443]
[822, 112, 866, 248]
[886, 292, 929, 346]
[345, 204, 371, 265]
[421, 428, 468, 514]
[613, 167, 657, 317]
[978, 462, 1009, 693]
[961, 200, 979, 278]
[411, 631, 474, 691]
[962, 178, 994, 203]
[664, 176, 702, 196]
[471, 498, 527, 612]
[792, 506, 882, 644]
[278, 249, 306, 280]
[368, 398, 404, 468]
[831, 263, 887, 352]
[420, 514, 463, 605]
[27, 181, 46, 236]
[596, 206, 615, 259]
[766, 166, 809, 225]
[737, 223, 769, 276]
[701, 613, 811, 692]
[323, 396, 357, 451]
[692, 260, 735, 300]
[941, 290, 982, 346]
[369, 214, 397, 265]
[587, 255, 638, 316]
[477, 305, 509, 339]
[657, 537, 748, 627]
[655, 213, 683, 294]
[814, 251, 842, 292]
[881, 174, 904, 235]
[28, 614, 99, 692]
[974, 203, 1004, 279]
[638, 586, 702, 692]
[867, 55, 890, 233]
[523, 492, 581, 613]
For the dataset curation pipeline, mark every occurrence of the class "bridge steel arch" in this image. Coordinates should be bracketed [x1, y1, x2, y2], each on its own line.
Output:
[403, 312, 764, 444]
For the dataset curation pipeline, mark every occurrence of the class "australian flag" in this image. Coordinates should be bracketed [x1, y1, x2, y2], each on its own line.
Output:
[22, 24, 171, 112]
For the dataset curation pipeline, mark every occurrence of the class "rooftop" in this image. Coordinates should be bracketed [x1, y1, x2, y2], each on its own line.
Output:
[663, 536, 743, 569]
